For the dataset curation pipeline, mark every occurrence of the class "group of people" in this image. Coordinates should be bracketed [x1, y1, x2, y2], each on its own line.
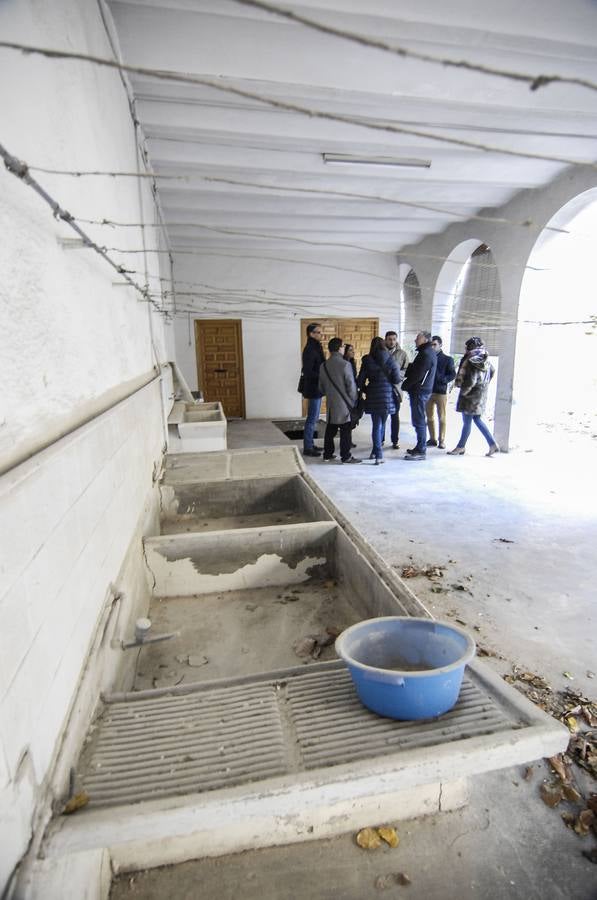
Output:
[300, 324, 499, 465]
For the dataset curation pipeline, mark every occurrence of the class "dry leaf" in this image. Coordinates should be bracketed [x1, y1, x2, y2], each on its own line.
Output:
[548, 755, 570, 783]
[356, 827, 382, 850]
[377, 826, 399, 848]
[63, 791, 89, 814]
[562, 785, 582, 804]
[395, 873, 412, 886]
[573, 809, 595, 837]
[540, 782, 563, 808]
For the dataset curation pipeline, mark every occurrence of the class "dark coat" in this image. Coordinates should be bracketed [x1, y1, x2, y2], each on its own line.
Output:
[432, 350, 456, 395]
[402, 342, 437, 396]
[357, 350, 400, 416]
[301, 336, 325, 399]
[455, 352, 495, 416]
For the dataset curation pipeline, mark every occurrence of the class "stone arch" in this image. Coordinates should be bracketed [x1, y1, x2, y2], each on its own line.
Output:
[398, 264, 423, 350]
[432, 239, 503, 355]
[511, 186, 597, 447]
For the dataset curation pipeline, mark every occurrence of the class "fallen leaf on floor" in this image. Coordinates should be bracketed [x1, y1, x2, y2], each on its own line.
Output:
[395, 873, 412, 886]
[493, 537, 515, 543]
[188, 655, 209, 667]
[561, 811, 576, 828]
[563, 672, 575, 680]
[356, 827, 382, 849]
[450, 583, 467, 592]
[565, 715, 580, 733]
[377, 826, 399, 848]
[293, 631, 337, 660]
[548, 755, 572, 784]
[573, 809, 595, 837]
[540, 782, 564, 808]
[587, 671, 595, 679]
[455, 618, 467, 626]
[523, 766, 534, 781]
[400, 564, 445, 580]
[430, 586, 447, 594]
[563, 785, 583, 804]
[478, 646, 499, 658]
[63, 791, 89, 815]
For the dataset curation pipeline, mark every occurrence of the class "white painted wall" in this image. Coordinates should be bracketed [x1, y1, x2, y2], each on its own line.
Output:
[171, 249, 400, 418]
[0, 0, 170, 889]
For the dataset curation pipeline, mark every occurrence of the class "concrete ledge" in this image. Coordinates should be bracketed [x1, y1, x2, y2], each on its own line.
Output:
[15, 848, 111, 900]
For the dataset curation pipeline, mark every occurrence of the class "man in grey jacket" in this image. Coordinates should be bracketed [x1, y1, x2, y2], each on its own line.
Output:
[318, 337, 361, 464]
[385, 331, 409, 449]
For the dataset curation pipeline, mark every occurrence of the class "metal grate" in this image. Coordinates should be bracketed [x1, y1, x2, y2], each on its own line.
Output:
[79, 662, 518, 808]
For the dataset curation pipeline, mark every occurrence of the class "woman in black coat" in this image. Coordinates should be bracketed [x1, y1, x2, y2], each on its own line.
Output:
[357, 337, 400, 464]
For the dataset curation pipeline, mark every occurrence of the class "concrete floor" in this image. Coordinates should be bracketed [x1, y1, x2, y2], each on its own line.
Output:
[111, 415, 597, 898]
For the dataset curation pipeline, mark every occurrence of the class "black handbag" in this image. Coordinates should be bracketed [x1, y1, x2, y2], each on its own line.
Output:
[297, 373, 305, 394]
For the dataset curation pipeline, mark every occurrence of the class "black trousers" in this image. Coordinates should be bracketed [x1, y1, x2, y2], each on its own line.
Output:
[324, 421, 352, 461]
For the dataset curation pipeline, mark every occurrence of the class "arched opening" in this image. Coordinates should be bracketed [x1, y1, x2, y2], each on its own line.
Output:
[398, 265, 422, 351]
[432, 240, 503, 446]
[511, 188, 597, 448]
[432, 240, 503, 356]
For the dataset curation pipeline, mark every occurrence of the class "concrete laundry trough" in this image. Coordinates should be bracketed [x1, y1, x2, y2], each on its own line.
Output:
[159, 474, 332, 534]
[41, 445, 569, 880]
[167, 400, 227, 453]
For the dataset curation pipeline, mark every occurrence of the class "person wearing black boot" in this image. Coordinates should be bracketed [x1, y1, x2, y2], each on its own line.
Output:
[357, 337, 401, 465]
[426, 335, 456, 450]
[300, 323, 325, 457]
[401, 331, 437, 461]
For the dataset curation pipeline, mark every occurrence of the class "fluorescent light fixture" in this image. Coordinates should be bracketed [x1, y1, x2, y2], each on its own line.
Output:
[322, 153, 431, 169]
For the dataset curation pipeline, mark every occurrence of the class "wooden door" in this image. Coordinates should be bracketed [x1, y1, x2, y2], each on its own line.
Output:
[300, 317, 378, 414]
[195, 319, 245, 418]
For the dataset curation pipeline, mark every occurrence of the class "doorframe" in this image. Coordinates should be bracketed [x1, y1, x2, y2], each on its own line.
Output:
[194, 318, 246, 418]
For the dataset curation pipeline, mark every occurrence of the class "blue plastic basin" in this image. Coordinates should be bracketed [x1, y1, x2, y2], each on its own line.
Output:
[335, 617, 476, 720]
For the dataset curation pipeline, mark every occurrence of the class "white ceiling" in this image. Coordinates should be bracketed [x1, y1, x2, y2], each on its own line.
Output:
[107, 0, 597, 253]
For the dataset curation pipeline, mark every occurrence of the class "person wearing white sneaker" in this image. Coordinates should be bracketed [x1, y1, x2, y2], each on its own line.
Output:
[448, 337, 499, 457]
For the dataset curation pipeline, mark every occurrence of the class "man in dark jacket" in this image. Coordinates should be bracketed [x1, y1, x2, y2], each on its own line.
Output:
[401, 331, 437, 461]
[426, 335, 456, 450]
[300, 323, 325, 456]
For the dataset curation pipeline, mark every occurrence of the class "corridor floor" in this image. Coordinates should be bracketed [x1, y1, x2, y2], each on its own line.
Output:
[111, 418, 597, 900]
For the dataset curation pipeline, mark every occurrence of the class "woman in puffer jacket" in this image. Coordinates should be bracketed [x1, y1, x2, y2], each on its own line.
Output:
[448, 337, 499, 457]
[357, 336, 401, 464]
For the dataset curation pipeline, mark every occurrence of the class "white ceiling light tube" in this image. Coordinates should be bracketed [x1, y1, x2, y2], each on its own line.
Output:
[322, 153, 432, 168]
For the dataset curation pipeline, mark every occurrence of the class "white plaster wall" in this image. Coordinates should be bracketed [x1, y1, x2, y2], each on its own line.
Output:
[0, 0, 169, 474]
[171, 249, 400, 418]
[0, 0, 171, 888]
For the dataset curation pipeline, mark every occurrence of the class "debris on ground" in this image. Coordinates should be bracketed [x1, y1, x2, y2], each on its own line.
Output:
[356, 827, 382, 849]
[399, 564, 445, 580]
[493, 537, 515, 543]
[377, 825, 400, 848]
[188, 655, 209, 668]
[374, 875, 393, 890]
[293, 627, 340, 660]
[62, 791, 89, 815]
[477, 645, 504, 659]
[395, 873, 412, 886]
[356, 825, 400, 851]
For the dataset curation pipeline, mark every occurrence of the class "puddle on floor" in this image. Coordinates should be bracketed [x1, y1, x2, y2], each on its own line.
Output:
[160, 509, 308, 535]
[133, 579, 360, 690]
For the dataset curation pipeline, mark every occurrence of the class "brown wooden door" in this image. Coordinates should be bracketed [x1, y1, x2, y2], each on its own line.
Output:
[300, 317, 379, 415]
[195, 319, 245, 418]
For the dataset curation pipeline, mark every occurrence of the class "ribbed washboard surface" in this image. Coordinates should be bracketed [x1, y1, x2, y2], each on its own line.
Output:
[79, 662, 517, 808]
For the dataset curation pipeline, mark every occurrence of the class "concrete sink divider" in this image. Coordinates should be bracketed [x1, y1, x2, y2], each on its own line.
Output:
[167, 400, 227, 453]
[41, 445, 569, 880]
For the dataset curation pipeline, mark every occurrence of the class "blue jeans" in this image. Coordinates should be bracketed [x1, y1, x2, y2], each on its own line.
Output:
[409, 391, 431, 453]
[303, 397, 322, 450]
[457, 413, 496, 449]
[371, 413, 387, 459]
